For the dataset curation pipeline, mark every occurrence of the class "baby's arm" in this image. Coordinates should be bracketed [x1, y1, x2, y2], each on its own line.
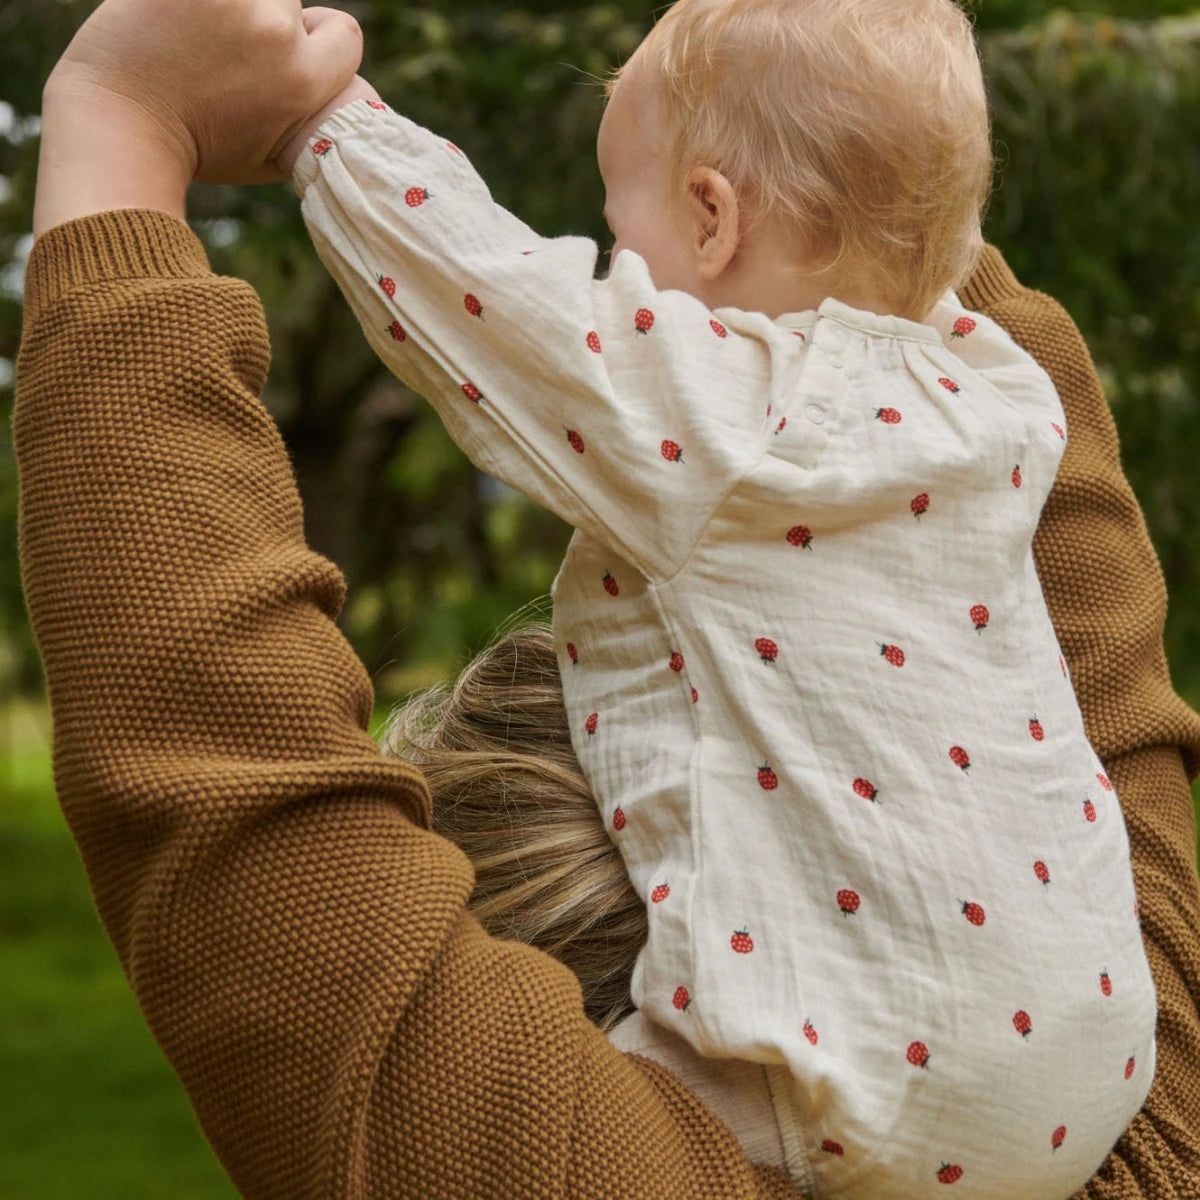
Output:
[292, 100, 782, 579]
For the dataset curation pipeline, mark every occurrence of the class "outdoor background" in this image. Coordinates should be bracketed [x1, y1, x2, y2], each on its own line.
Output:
[2, 0, 1199, 1194]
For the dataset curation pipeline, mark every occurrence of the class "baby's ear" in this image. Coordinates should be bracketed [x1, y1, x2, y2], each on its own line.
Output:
[687, 167, 740, 280]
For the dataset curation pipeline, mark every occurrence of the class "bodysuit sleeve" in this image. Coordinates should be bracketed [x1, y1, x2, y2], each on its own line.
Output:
[294, 100, 784, 580]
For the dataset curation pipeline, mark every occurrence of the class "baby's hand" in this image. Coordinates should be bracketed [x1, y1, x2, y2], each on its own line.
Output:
[274, 74, 383, 178]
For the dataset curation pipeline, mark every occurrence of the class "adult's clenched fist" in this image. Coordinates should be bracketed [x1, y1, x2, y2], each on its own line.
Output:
[45, 0, 364, 185]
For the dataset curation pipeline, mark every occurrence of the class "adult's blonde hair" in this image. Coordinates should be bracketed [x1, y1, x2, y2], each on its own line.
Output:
[380, 622, 643, 1032]
[614, 0, 993, 318]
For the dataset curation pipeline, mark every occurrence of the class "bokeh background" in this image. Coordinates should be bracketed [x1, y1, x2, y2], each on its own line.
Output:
[2, 1, 1198, 1194]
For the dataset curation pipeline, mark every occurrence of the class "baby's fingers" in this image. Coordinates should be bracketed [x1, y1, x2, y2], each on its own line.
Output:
[297, 5, 364, 105]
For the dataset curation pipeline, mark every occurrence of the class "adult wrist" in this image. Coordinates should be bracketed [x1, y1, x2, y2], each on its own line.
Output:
[33, 77, 196, 240]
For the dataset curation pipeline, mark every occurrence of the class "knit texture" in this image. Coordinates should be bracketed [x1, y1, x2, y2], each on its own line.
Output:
[14, 210, 1200, 1199]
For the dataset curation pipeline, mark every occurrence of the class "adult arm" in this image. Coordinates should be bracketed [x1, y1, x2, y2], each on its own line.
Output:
[22, 3, 803, 1192]
[15, 207, 802, 1199]
[962, 249, 1200, 1196]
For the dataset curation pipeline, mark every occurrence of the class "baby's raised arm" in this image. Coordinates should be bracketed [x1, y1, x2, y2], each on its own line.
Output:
[294, 101, 797, 581]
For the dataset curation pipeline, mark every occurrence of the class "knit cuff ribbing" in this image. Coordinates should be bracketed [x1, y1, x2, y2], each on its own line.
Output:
[959, 244, 1026, 312]
[23, 208, 212, 327]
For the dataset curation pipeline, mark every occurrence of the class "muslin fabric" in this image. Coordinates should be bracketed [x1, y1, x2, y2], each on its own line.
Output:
[294, 101, 1156, 1197]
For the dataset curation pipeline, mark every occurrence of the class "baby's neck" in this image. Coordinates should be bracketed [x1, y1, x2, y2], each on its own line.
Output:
[771, 279, 903, 323]
[703, 221, 917, 322]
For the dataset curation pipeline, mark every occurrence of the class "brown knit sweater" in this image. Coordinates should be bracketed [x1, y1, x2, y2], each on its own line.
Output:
[14, 208, 1200, 1199]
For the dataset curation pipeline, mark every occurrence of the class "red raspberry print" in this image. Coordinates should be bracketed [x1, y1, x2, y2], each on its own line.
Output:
[1099, 970, 1112, 997]
[1125, 1055, 1136, 1080]
[586, 331, 602, 354]
[938, 377, 961, 394]
[951, 316, 977, 339]
[758, 764, 779, 791]
[635, 308, 656, 335]
[1083, 797, 1097, 823]
[837, 888, 861, 917]
[794, 331, 807, 341]
[602, 571, 619, 597]
[906, 1041, 931, 1068]
[710, 319, 728, 338]
[661, 439, 684, 463]
[879, 643, 906, 668]
[1012, 464, 1023, 488]
[566, 428, 586, 454]
[803, 1020, 818, 1045]
[669, 650, 685, 673]
[461, 382, 484, 404]
[387, 320, 407, 343]
[1029, 716, 1044, 741]
[820, 1140, 844, 1157]
[612, 806, 625, 831]
[961, 900, 986, 927]
[691, 687, 699, 704]
[672, 985, 691, 1011]
[445, 139, 463, 154]
[1033, 860, 1050, 886]
[937, 1164, 964, 1185]
[1051, 422, 1066, 440]
[312, 138, 334, 157]
[405, 186, 432, 208]
[911, 493, 930, 520]
[651, 883, 670, 903]
[1059, 655, 1068, 677]
[585, 712, 599, 736]
[970, 604, 990, 633]
[1013, 1010, 1033, 1038]
[787, 525, 814, 550]
[875, 407, 903, 425]
[730, 928, 754, 954]
[1051, 1126, 1067, 1152]
[464, 293, 485, 320]
[949, 745, 971, 773]
[377, 274, 397, 300]
[755, 637, 779, 664]
[367, 100, 388, 111]
[775, 416, 787, 435]
[853, 777, 879, 803]
[1097, 771, 1113, 791]
[566, 642, 579, 666]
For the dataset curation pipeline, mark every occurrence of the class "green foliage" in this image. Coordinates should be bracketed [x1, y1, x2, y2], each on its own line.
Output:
[2, 4, 1199, 708]
[982, 14, 1200, 702]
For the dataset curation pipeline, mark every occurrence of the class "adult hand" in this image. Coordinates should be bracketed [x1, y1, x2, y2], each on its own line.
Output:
[44, 0, 364, 187]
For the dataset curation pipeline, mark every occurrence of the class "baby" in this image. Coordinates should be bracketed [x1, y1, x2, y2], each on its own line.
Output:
[291, 0, 1156, 1195]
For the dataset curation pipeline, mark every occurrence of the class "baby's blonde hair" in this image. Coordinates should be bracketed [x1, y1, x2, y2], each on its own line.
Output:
[615, 0, 993, 318]
[381, 623, 644, 1032]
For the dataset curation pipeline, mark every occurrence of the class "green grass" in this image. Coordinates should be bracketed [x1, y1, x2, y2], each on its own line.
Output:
[2, 699, 1198, 1195]
[0, 703, 237, 1199]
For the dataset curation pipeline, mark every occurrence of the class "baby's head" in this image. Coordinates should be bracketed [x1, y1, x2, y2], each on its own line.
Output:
[598, 0, 992, 320]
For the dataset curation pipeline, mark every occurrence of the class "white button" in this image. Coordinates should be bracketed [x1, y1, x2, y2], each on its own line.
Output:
[806, 404, 826, 425]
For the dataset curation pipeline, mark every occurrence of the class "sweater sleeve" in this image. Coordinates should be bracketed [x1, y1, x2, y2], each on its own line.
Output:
[293, 101, 780, 579]
[962, 247, 1200, 1196]
[14, 209, 801, 1200]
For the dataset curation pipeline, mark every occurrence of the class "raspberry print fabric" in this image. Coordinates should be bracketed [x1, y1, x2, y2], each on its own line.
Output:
[294, 102, 1156, 1198]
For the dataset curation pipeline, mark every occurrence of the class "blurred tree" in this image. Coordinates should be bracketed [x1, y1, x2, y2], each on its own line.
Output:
[2, 2, 1199, 706]
[983, 14, 1200, 700]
